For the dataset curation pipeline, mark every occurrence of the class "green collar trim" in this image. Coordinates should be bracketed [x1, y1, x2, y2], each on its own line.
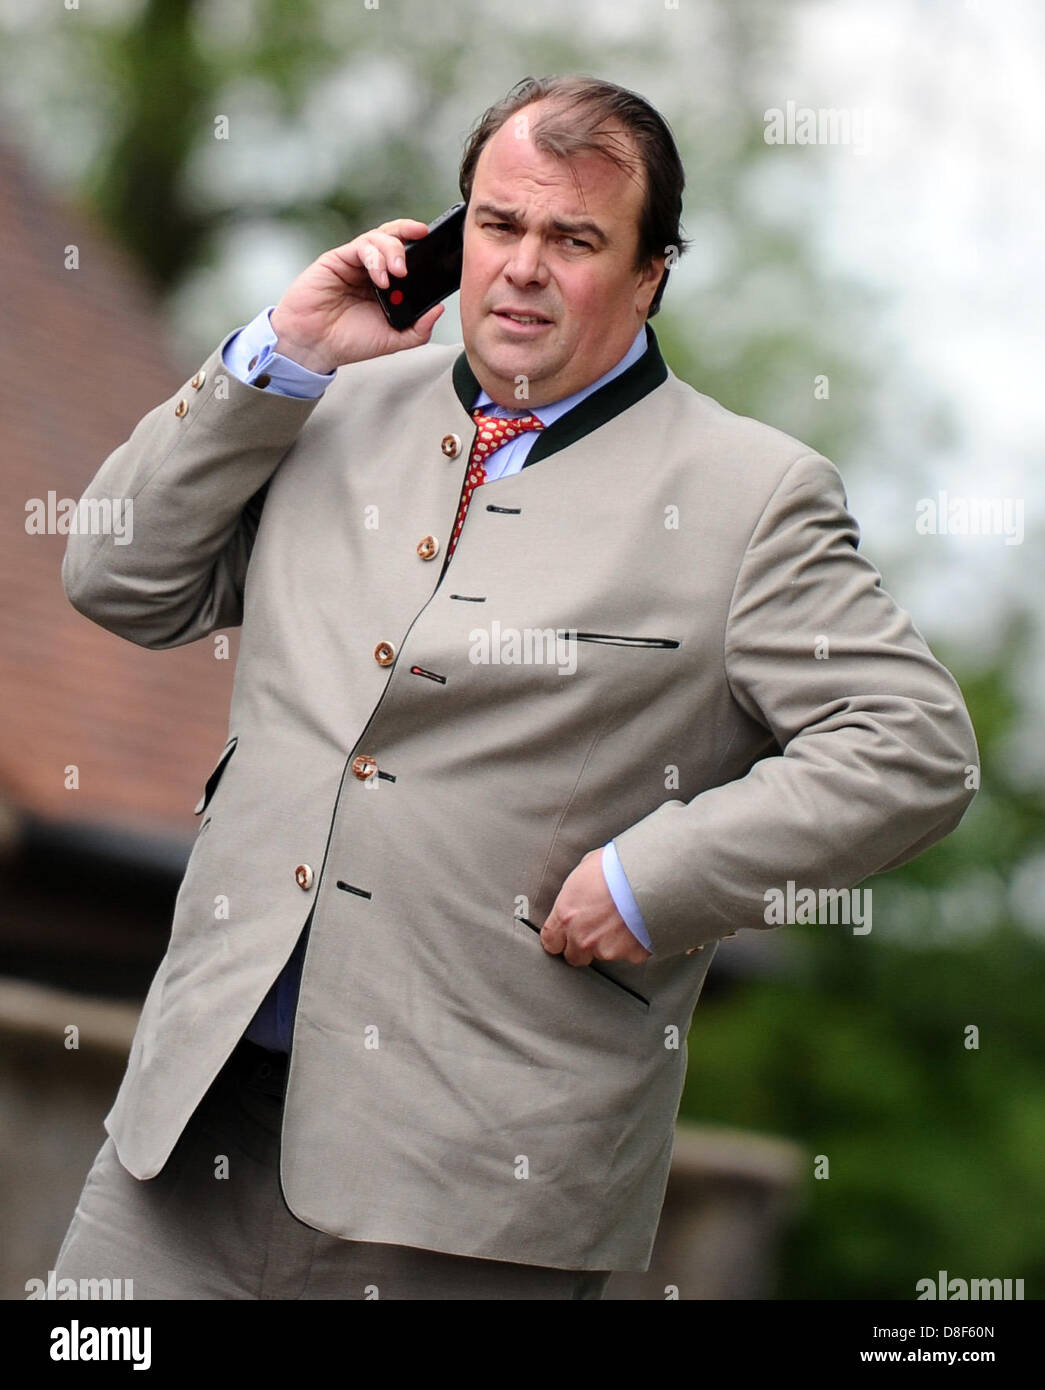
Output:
[451, 324, 668, 467]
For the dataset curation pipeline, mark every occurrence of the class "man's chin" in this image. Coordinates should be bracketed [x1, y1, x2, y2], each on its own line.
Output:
[466, 327, 559, 386]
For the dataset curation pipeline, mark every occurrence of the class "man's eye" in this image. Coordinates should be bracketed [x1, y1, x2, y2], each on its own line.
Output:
[562, 237, 591, 250]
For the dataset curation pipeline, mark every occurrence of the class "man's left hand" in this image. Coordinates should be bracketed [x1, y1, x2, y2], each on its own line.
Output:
[540, 849, 652, 967]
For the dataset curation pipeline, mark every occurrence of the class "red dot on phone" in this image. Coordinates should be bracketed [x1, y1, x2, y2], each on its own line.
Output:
[389, 290, 404, 305]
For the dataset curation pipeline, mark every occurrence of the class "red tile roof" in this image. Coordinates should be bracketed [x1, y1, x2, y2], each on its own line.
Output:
[0, 139, 238, 836]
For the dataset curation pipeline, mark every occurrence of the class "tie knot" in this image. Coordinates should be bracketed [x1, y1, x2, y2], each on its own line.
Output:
[470, 408, 544, 460]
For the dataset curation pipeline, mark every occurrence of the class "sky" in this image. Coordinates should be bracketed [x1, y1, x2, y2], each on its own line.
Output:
[775, 0, 1045, 791]
[785, 0, 1043, 652]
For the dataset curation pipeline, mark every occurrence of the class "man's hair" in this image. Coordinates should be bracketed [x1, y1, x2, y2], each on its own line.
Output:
[458, 75, 690, 318]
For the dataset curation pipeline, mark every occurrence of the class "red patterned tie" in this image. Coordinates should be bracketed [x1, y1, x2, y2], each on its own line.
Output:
[447, 408, 545, 560]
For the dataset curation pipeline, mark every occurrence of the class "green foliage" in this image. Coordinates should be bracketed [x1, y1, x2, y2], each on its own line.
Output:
[681, 657, 1045, 1298]
[682, 924, 1045, 1298]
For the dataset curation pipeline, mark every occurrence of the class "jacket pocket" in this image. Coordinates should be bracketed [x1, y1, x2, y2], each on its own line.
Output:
[514, 914, 650, 1010]
[193, 735, 239, 816]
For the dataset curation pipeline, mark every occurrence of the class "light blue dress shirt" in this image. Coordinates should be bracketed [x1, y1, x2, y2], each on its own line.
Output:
[225, 308, 652, 1051]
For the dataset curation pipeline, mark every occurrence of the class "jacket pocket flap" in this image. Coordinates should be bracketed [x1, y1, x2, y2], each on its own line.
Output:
[514, 914, 650, 1009]
[193, 735, 239, 815]
[566, 631, 680, 649]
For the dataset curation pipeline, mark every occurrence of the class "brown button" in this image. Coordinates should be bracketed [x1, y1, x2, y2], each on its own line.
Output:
[441, 433, 462, 459]
[374, 641, 396, 667]
[174, 399, 188, 418]
[352, 754, 378, 780]
[248, 355, 259, 371]
[190, 370, 206, 390]
[416, 535, 439, 561]
[254, 372, 272, 389]
[295, 863, 314, 891]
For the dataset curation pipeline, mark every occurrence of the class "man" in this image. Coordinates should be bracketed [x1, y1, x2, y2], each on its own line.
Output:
[54, 75, 978, 1300]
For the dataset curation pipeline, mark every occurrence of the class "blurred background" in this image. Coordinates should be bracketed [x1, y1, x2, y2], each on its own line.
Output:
[1, 0, 1042, 1299]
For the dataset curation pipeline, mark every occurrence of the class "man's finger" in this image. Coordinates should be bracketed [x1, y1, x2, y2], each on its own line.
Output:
[377, 218, 431, 238]
[353, 232, 409, 287]
[562, 938, 594, 969]
[539, 909, 567, 956]
[402, 303, 444, 344]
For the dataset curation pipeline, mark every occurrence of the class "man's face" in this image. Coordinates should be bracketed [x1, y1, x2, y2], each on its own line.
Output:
[458, 103, 665, 409]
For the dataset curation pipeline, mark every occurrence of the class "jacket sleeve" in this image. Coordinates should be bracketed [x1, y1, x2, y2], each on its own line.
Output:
[61, 331, 322, 650]
[611, 449, 980, 958]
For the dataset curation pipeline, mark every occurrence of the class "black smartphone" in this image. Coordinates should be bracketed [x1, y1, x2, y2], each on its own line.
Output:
[374, 202, 466, 331]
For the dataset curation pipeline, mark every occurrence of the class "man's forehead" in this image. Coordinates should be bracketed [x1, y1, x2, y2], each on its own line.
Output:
[473, 121, 643, 220]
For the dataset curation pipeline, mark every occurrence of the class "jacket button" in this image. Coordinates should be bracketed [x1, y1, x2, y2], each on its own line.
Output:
[295, 864, 314, 891]
[416, 535, 439, 561]
[374, 640, 396, 666]
[352, 754, 378, 780]
[441, 433, 462, 459]
[174, 399, 188, 418]
[190, 370, 206, 390]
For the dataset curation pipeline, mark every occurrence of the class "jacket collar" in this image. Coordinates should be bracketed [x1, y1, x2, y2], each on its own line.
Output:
[451, 324, 668, 467]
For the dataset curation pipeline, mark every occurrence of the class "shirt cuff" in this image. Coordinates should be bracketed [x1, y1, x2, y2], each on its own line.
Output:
[221, 305, 336, 399]
[601, 842, 652, 953]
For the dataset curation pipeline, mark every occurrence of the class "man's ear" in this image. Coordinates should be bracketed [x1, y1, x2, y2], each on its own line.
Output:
[636, 255, 667, 316]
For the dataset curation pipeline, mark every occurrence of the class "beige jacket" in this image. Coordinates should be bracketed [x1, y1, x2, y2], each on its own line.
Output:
[62, 324, 978, 1271]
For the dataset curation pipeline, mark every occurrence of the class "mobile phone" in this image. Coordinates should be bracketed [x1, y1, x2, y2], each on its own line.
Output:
[374, 202, 466, 331]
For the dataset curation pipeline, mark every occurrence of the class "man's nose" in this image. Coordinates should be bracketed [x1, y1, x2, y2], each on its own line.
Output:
[503, 233, 548, 286]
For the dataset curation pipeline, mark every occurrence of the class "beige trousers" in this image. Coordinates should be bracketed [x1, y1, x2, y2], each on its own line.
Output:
[54, 1037, 611, 1300]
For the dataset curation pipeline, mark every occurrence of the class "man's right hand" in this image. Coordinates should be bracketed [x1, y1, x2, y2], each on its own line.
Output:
[269, 218, 446, 374]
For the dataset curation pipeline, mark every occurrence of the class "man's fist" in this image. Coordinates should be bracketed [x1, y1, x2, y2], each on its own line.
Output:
[540, 848, 652, 967]
[269, 218, 445, 374]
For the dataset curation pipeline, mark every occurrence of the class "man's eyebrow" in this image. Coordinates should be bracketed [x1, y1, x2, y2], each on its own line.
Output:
[472, 203, 609, 247]
[550, 217, 609, 247]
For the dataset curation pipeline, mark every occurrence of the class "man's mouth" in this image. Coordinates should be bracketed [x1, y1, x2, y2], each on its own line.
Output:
[492, 310, 553, 326]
